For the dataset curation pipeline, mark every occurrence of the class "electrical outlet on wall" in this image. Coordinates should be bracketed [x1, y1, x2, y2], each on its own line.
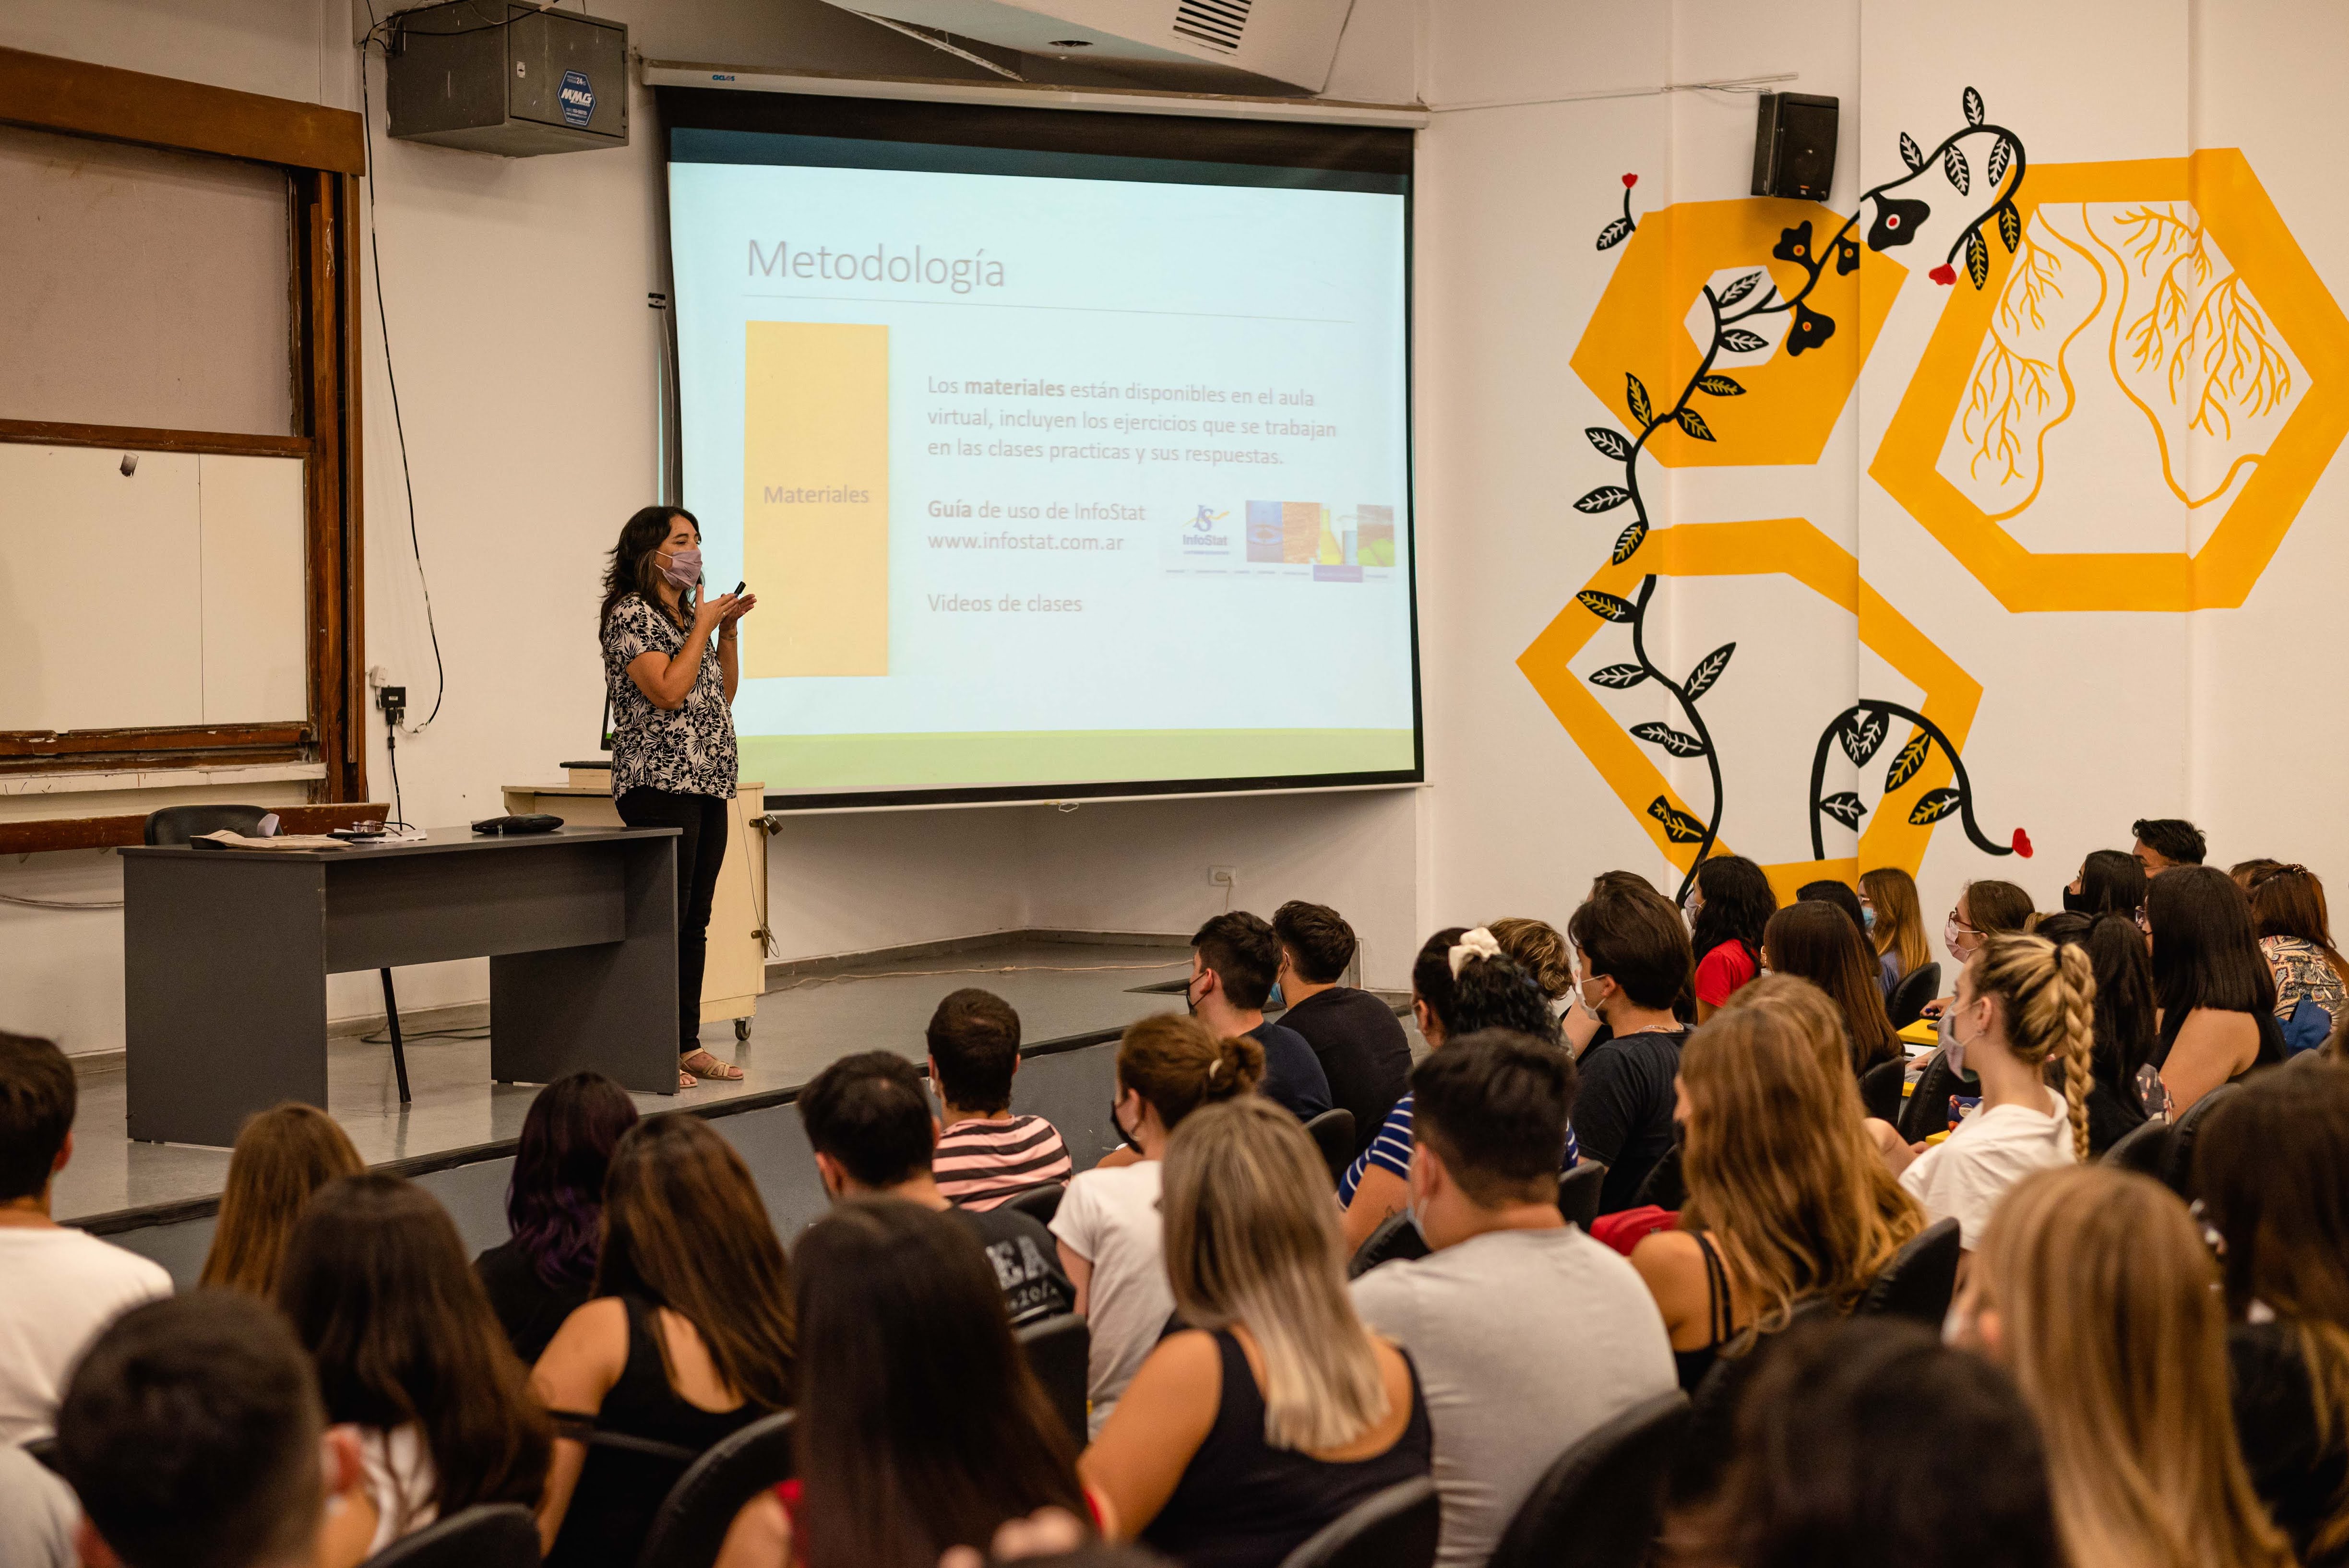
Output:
[1208, 866, 1237, 887]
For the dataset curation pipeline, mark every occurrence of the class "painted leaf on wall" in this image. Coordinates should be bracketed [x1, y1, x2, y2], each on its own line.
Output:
[1627, 373, 1654, 427]
[1719, 328, 1771, 353]
[1597, 216, 1634, 250]
[1967, 227, 1990, 288]
[1908, 787, 1964, 825]
[1839, 708, 1889, 766]
[1997, 201, 2021, 253]
[1586, 427, 1631, 460]
[1963, 86, 1985, 126]
[1588, 663, 1648, 689]
[1944, 144, 1970, 196]
[1576, 486, 1631, 513]
[1884, 730, 1933, 791]
[1899, 131, 1926, 172]
[1987, 135, 2013, 188]
[1577, 589, 1636, 622]
[1631, 722, 1707, 757]
[1697, 375, 1746, 396]
[1716, 270, 1765, 307]
[1683, 642, 1736, 699]
[1676, 407, 1717, 442]
[1611, 517, 1649, 563]
[1648, 796, 1707, 843]
[1819, 792, 1868, 828]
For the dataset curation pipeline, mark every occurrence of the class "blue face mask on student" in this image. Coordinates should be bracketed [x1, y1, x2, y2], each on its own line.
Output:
[1266, 982, 1286, 1011]
[1861, 905, 1877, 931]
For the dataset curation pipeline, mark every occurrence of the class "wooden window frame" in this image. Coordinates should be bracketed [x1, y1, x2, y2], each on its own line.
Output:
[0, 48, 374, 851]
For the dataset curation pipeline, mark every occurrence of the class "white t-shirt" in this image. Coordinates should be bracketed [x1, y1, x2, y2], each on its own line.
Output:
[0, 1225, 173, 1443]
[1899, 1087, 2076, 1248]
[1049, 1161, 1173, 1437]
[1351, 1226, 1678, 1568]
[358, 1423, 440, 1555]
[0, 1441, 77, 1568]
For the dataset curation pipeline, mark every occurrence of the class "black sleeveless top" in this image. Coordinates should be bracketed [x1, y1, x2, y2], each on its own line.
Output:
[2152, 1005, 2287, 1080]
[1141, 1329, 1432, 1568]
[1671, 1233, 1736, 1395]
[547, 1296, 769, 1568]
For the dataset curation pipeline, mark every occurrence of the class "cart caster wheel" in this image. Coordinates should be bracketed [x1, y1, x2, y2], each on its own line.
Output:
[734, 1018, 752, 1042]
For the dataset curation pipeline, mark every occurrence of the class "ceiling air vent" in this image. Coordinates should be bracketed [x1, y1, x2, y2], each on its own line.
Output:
[1171, 0, 1250, 52]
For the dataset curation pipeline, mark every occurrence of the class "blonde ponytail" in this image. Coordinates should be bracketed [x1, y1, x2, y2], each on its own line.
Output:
[1975, 933, 2099, 1163]
[2051, 941, 2095, 1163]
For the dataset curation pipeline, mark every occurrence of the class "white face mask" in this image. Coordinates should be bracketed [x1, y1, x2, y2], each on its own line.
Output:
[1944, 996, 1986, 1077]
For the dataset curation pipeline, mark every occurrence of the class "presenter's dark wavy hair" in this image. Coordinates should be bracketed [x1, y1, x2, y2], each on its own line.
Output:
[507, 1072, 638, 1292]
[601, 506, 699, 631]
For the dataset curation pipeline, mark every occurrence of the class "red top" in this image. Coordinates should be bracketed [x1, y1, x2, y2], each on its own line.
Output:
[1694, 940, 1758, 1008]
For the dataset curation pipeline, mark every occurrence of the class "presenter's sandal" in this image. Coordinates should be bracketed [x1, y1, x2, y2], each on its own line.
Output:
[681, 1049, 745, 1082]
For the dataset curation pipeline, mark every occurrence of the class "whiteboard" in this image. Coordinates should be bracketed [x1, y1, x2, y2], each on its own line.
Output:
[0, 443, 308, 733]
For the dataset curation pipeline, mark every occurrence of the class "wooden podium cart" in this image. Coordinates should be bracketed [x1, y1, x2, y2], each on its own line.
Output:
[503, 766, 770, 1040]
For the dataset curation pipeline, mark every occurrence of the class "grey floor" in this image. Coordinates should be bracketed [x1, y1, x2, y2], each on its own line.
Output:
[55, 938, 1195, 1227]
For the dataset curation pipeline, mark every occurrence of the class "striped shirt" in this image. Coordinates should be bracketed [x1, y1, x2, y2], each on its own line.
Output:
[935, 1114, 1074, 1210]
[1338, 1094, 1579, 1207]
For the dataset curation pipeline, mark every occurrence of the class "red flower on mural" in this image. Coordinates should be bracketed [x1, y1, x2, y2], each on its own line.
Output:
[2011, 828, 2033, 857]
[1622, 173, 1639, 188]
[1930, 264, 1957, 285]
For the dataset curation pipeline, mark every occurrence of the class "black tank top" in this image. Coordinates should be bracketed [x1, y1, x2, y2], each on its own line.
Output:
[547, 1296, 768, 1568]
[1141, 1329, 1432, 1568]
[2152, 1005, 2287, 1079]
[1671, 1233, 1736, 1395]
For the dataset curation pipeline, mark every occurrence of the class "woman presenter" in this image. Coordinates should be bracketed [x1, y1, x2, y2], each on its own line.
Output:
[600, 506, 757, 1088]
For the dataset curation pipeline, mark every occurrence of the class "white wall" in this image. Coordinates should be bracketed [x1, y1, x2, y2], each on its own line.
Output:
[0, 0, 1430, 1056]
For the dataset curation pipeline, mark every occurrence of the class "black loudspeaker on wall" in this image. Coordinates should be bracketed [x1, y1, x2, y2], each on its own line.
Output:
[1751, 92, 1840, 201]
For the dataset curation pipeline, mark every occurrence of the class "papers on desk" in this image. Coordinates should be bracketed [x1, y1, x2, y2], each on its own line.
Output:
[193, 831, 351, 852]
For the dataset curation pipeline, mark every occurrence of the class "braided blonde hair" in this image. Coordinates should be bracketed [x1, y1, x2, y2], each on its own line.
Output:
[1970, 933, 2095, 1162]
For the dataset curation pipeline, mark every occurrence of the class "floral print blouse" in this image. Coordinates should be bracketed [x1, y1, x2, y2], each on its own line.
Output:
[601, 594, 737, 800]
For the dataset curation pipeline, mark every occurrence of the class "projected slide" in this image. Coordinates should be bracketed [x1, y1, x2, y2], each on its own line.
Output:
[668, 120, 1415, 799]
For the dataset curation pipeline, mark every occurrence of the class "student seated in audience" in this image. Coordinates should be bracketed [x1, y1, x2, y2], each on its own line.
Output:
[1349, 1030, 1674, 1568]
[1487, 915, 1575, 1010]
[717, 1200, 1093, 1568]
[1884, 933, 2088, 1257]
[1859, 866, 1933, 997]
[0, 1031, 171, 1445]
[800, 1050, 1073, 1328]
[1337, 928, 1570, 1251]
[2148, 865, 2286, 1110]
[475, 1071, 640, 1364]
[1187, 912, 1332, 1121]
[2246, 863, 2349, 1051]
[1719, 974, 1905, 1161]
[1923, 877, 2036, 1015]
[2134, 815, 2208, 875]
[2066, 847, 2149, 919]
[1676, 1317, 2063, 1568]
[1053, 1016, 1261, 1435]
[2199, 1064, 2349, 1565]
[1686, 855, 1776, 1021]
[54, 1293, 374, 1568]
[2029, 913, 2161, 1152]
[277, 1173, 551, 1558]
[1564, 888, 1694, 1212]
[1954, 1165, 2293, 1568]
[1083, 1098, 1432, 1568]
[928, 988, 1074, 1207]
[1271, 901, 1414, 1162]
[198, 1102, 364, 1296]
[1630, 1007, 1921, 1392]
[533, 1114, 797, 1565]
[1760, 899, 1902, 1078]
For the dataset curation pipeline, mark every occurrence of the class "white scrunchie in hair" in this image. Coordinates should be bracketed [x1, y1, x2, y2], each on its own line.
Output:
[1447, 926, 1504, 978]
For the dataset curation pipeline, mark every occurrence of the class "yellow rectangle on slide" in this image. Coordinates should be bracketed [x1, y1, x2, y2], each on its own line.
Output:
[743, 321, 889, 676]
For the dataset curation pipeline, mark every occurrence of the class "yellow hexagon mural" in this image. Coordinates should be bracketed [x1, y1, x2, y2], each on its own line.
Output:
[1872, 149, 2349, 611]
[1570, 197, 1909, 467]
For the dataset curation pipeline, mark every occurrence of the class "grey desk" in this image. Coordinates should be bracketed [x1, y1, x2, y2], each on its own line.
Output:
[120, 826, 680, 1147]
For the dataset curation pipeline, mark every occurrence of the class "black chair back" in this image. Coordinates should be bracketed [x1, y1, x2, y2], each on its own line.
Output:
[1897, 1052, 1974, 1144]
[1885, 963, 1942, 1030]
[1015, 1313, 1091, 1450]
[999, 1182, 1065, 1227]
[1556, 1161, 1605, 1230]
[1628, 1145, 1684, 1212]
[633, 1411, 795, 1568]
[1304, 1108, 1358, 1187]
[548, 1425, 701, 1568]
[2160, 1082, 2241, 1199]
[1854, 1217, 1961, 1324]
[363, 1504, 540, 1568]
[2100, 1114, 2171, 1175]
[1859, 1056, 1907, 1124]
[1347, 1210, 1429, 1279]
[1277, 1476, 1439, 1568]
[1487, 1391, 1692, 1568]
[143, 804, 271, 846]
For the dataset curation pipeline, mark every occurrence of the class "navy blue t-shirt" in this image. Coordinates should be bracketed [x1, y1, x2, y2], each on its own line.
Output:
[1248, 1020, 1333, 1121]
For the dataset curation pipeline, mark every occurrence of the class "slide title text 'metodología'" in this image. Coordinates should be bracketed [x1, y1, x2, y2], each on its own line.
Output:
[750, 240, 1005, 294]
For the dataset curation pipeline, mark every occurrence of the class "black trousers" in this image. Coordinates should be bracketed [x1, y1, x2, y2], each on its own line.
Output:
[616, 787, 730, 1055]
